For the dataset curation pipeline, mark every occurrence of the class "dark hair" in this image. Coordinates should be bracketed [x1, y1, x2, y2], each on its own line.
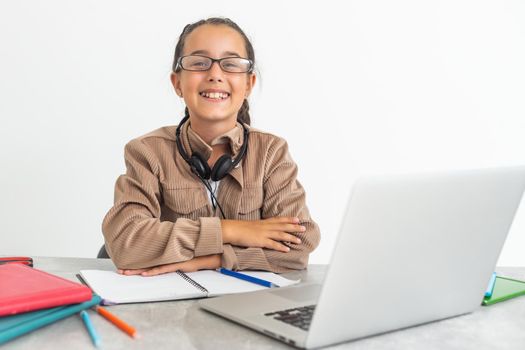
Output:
[172, 17, 255, 126]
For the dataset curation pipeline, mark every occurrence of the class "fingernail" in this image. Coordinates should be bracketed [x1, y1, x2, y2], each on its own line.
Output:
[296, 239, 302, 244]
[286, 247, 290, 252]
[301, 226, 306, 231]
[293, 217, 300, 223]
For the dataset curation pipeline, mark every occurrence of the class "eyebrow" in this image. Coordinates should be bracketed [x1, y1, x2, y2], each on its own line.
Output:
[189, 50, 241, 57]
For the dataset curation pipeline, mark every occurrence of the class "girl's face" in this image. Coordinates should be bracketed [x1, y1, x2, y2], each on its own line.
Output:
[171, 24, 256, 125]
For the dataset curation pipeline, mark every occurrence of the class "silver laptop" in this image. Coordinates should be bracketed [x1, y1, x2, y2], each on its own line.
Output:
[200, 166, 525, 348]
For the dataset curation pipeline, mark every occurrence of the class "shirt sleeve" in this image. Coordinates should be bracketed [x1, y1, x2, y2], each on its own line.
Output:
[220, 137, 321, 273]
[102, 138, 224, 269]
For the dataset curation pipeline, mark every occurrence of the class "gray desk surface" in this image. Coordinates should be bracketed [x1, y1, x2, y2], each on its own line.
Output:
[5, 257, 525, 350]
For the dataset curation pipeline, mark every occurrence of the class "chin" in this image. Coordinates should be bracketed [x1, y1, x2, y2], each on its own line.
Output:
[194, 112, 236, 123]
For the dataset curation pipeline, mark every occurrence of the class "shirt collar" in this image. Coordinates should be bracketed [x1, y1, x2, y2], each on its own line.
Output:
[181, 120, 246, 160]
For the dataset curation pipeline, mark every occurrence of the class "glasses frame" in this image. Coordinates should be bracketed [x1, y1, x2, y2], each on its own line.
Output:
[176, 55, 254, 73]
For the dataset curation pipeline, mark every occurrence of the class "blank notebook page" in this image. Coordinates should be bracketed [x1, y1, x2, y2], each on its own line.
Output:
[80, 269, 300, 304]
[79, 270, 204, 304]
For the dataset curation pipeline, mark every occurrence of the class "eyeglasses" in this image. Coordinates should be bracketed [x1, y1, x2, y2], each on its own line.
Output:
[176, 55, 254, 73]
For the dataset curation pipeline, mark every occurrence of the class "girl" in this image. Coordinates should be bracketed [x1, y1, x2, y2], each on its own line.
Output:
[102, 17, 320, 276]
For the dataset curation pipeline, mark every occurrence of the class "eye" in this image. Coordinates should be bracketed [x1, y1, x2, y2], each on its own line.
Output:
[190, 59, 209, 68]
[221, 58, 246, 72]
[182, 56, 211, 70]
[223, 61, 240, 68]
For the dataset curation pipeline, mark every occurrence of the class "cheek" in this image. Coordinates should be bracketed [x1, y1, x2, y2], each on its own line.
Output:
[230, 78, 249, 100]
[182, 82, 199, 95]
[180, 74, 202, 95]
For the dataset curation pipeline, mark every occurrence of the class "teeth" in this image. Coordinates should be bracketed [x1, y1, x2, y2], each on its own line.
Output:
[200, 92, 229, 99]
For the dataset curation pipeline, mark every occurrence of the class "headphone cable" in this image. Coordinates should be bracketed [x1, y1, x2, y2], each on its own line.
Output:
[199, 177, 226, 219]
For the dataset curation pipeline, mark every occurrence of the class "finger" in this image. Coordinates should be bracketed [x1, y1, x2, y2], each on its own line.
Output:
[141, 268, 162, 277]
[266, 239, 291, 253]
[266, 216, 300, 224]
[122, 268, 149, 275]
[141, 264, 179, 277]
[271, 231, 302, 244]
[117, 269, 123, 274]
[270, 223, 306, 234]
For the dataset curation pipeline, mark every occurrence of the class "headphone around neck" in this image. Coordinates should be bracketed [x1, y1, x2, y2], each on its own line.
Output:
[175, 115, 249, 182]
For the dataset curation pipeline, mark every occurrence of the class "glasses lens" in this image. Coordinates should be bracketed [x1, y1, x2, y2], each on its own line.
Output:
[220, 58, 252, 73]
[181, 56, 212, 71]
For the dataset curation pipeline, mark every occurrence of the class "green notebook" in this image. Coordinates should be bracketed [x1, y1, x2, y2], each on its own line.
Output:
[0, 294, 101, 345]
[482, 276, 525, 306]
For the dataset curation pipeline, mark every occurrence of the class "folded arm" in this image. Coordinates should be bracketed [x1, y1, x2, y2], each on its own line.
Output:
[220, 138, 321, 273]
[102, 139, 224, 269]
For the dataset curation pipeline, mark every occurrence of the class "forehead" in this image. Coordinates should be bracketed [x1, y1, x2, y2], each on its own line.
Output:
[183, 24, 247, 57]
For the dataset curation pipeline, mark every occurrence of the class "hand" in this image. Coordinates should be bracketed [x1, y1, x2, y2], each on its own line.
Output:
[117, 254, 221, 277]
[221, 217, 305, 253]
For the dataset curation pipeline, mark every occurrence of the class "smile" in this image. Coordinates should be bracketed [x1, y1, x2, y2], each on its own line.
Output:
[199, 91, 230, 100]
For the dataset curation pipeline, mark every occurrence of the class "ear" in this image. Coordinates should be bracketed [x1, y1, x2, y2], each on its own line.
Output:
[244, 73, 257, 98]
[170, 73, 183, 97]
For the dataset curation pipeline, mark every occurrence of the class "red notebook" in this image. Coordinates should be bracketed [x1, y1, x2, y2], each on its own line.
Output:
[0, 263, 92, 316]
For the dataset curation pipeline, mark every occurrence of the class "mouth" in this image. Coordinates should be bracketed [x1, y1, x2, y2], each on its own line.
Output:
[199, 90, 230, 101]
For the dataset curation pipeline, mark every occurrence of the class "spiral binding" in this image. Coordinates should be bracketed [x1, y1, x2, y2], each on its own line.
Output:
[176, 270, 209, 294]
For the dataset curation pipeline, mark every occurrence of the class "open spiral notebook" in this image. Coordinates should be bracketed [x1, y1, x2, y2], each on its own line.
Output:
[79, 269, 299, 305]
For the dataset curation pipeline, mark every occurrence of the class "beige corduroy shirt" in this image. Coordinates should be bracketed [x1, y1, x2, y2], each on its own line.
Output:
[102, 121, 320, 273]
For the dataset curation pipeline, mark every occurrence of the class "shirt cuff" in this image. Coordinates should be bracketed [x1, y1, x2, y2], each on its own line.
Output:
[221, 244, 239, 270]
[194, 217, 223, 256]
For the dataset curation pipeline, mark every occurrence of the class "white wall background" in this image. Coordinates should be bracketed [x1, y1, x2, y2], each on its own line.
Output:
[1, 0, 524, 265]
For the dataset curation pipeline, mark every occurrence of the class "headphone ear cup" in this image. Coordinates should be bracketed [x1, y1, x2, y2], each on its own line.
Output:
[190, 152, 211, 180]
[210, 154, 234, 181]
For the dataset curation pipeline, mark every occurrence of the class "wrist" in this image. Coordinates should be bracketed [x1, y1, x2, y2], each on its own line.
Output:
[202, 254, 221, 270]
[211, 254, 222, 269]
[189, 254, 222, 271]
[221, 219, 233, 244]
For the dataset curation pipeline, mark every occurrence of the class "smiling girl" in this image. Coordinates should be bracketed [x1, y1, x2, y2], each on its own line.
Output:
[102, 17, 320, 276]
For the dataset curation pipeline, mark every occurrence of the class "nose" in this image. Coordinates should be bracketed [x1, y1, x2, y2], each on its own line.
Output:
[207, 61, 224, 82]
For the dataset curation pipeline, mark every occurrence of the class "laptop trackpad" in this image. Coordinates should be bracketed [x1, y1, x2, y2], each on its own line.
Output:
[269, 284, 321, 302]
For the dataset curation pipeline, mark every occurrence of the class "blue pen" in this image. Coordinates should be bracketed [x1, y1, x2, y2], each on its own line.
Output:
[485, 272, 497, 298]
[219, 268, 276, 288]
[80, 310, 101, 348]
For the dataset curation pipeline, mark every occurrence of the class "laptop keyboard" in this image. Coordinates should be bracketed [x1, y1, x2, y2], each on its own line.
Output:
[264, 305, 316, 331]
